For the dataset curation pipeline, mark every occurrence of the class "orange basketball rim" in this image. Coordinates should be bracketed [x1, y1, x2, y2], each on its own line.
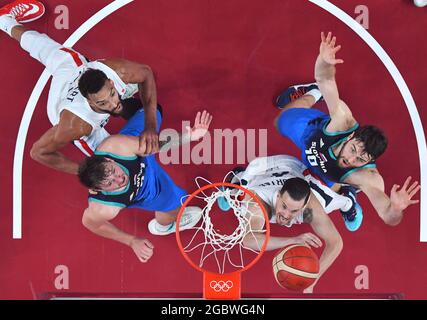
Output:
[176, 182, 270, 300]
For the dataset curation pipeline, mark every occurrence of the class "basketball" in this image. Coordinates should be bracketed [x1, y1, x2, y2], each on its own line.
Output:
[272, 244, 320, 291]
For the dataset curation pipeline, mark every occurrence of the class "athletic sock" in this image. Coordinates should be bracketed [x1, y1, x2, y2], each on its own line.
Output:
[0, 15, 21, 37]
[155, 221, 174, 232]
[341, 196, 353, 212]
[304, 88, 322, 103]
[321, 191, 353, 213]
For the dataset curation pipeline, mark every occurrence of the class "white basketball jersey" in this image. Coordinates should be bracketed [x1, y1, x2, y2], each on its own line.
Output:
[240, 155, 307, 227]
[238, 155, 348, 227]
[49, 60, 139, 154]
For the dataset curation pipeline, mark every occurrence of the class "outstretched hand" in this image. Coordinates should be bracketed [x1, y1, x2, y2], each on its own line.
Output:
[130, 237, 154, 263]
[390, 176, 421, 212]
[185, 110, 213, 141]
[319, 31, 344, 65]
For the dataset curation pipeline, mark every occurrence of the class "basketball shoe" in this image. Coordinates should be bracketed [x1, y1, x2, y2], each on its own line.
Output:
[414, 0, 427, 7]
[339, 185, 363, 232]
[275, 82, 323, 109]
[217, 166, 247, 211]
[0, 0, 45, 23]
[148, 206, 202, 236]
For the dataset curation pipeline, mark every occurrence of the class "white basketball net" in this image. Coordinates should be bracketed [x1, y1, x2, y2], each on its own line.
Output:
[180, 174, 267, 274]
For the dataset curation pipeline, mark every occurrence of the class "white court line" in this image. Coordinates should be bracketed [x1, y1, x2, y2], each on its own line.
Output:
[12, 0, 134, 239]
[309, 0, 427, 241]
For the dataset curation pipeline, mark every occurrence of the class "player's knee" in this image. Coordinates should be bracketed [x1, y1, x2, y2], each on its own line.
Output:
[81, 216, 89, 228]
[274, 112, 285, 133]
[336, 236, 344, 253]
[81, 214, 94, 230]
[331, 234, 344, 256]
[274, 115, 280, 131]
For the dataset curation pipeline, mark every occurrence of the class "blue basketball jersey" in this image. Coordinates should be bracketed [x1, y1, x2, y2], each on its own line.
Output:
[301, 116, 376, 185]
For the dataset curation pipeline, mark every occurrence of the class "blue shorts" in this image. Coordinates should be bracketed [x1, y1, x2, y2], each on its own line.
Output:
[119, 109, 187, 212]
[276, 108, 328, 150]
[277, 108, 336, 187]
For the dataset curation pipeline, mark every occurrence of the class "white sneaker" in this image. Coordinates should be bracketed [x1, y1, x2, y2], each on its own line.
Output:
[414, 0, 427, 7]
[0, 1, 45, 23]
[148, 206, 202, 236]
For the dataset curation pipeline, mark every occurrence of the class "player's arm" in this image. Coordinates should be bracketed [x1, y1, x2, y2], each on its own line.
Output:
[103, 58, 159, 154]
[303, 196, 343, 293]
[30, 110, 92, 175]
[346, 170, 420, 226]
[242, 195, 323, 251]
[98, 110, 212, 157]
[82, 200, 154, 263]
[314, 32, 357, 131]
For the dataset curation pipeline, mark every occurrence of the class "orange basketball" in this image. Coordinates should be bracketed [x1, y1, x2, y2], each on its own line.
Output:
[272, 244, 319, 291]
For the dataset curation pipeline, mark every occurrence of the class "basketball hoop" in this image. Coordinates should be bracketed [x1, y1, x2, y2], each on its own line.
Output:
[176, 179, 270, 300]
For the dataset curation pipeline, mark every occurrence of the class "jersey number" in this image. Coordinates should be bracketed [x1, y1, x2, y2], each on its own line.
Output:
[305, 149, 318, 167]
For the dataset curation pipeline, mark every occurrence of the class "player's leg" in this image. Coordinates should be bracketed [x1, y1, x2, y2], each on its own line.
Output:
[275, 82, 323, 111]
[217, 166, 247, 211]
[337, 185, 363, 232]
[149, 206, 202, 236]
[1, 1, 88, 76]
[1, 0, 91, 133]
[154, 209, 178, 226]
[9, 24, 27, 41]
[274, 106, 327, 152]
[306, 175, 363, 232]
[1, 1, 62, 73]
[273, 82, 326, 144]
[0, 0, 45, 39]
[327, 182, 363, 232]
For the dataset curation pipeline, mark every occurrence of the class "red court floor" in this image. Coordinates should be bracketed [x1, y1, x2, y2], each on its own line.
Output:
[0, 0, 427, 299]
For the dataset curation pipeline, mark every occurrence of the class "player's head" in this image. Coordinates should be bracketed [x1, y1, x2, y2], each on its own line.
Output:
[275, 177, 311, 226]
[337, 125, 388, 169]
[78, 68, 123, 116]
[78, 155, 129, 192]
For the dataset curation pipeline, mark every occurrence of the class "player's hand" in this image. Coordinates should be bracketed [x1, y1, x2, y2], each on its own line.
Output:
[130, 237, 154, 263]
[139, 127, 159, 155]
[319, 31, 344, 65]
[185, 110, 213, 141]
[390, 176, 421, 212]
[295, 232, 323, 248]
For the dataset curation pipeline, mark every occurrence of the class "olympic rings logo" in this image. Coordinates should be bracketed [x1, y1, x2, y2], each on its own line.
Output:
[209, 280, 234, 292]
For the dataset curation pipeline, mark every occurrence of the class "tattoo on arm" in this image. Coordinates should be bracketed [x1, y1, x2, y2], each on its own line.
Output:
[303, 208, 314, 223]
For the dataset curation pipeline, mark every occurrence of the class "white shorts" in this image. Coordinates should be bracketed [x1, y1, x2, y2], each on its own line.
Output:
[20, 31, 108, 155]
